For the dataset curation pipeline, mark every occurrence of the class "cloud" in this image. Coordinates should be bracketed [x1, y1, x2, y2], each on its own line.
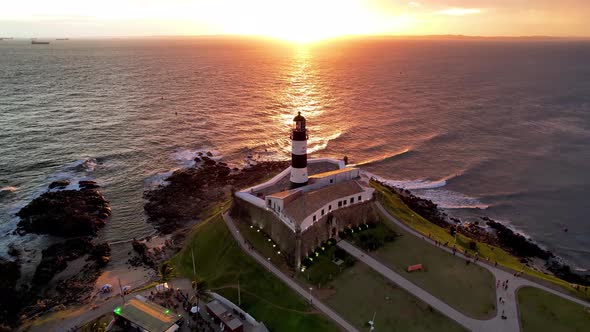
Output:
[408, 1, 421, 7]
[436, 8, 482, 16]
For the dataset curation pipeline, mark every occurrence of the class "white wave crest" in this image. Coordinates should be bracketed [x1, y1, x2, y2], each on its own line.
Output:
[144, 170, 174, 189]
[364, 171, 488, 209]
[415, 189, 490, 210]
[68, 158, 97, 172]
[172, 148, 223, 167]
[0, 186, 18, 193]
[367, 172, 447, 190]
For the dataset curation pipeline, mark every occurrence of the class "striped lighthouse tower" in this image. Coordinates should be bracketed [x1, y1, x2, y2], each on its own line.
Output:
[290, 112, 308, 188]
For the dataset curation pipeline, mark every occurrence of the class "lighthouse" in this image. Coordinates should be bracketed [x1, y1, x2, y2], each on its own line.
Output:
[290, 112, 308, 188]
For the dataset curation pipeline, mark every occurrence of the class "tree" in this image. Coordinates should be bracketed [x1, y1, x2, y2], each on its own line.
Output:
[159, 262, 175, 289]
[192, 279, 211, 307]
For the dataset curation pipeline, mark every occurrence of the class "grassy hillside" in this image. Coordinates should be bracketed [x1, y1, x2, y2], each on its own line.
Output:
[169, 210, 339, 332]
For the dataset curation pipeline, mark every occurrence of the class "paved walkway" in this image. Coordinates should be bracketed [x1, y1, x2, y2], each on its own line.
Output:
[222, 212, 359, 332]
[335, 202, 590, 332]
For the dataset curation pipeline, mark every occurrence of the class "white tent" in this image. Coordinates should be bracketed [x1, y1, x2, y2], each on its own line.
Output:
[155, 282, 169, 292]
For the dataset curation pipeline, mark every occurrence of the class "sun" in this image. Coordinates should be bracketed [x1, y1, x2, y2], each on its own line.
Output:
[218, 0, 375, 43]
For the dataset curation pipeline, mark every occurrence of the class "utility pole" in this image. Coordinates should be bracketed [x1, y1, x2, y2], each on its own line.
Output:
[191, 245, 197, 278]
[238, 278, 241, 306]
[118, 277, 125, 304]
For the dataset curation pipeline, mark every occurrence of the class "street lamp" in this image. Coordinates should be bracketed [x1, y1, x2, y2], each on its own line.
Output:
[368, 312, 376, 331]
[309, 287, 313, 303]
[267, 257, 271, 271]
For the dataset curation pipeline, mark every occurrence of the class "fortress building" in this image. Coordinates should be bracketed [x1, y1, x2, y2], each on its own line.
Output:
[233, 112, 377, 269]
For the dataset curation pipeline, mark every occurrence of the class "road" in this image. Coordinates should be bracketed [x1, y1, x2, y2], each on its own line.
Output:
[222, 212, 359, 332]
[334, 202, 590, 332]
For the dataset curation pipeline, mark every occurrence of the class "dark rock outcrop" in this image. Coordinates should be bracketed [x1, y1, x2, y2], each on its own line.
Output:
[78, 180, 99, 189]
[144, 154, 288, 234]
[0, 258, 22, 327]
[48, 180, 70, 189]
[16, 188, 110, 237]
[483, 217, 552, 259]
[32, 238, 94, 285]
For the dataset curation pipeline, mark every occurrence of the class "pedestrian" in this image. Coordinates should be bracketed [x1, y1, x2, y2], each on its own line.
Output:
[499, 297, 503, 303]
[497, 280, 500, 288]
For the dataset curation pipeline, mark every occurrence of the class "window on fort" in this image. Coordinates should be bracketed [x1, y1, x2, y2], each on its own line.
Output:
[330, 179, 333, 184]
[329, 205, 332, 211]
[321, 209, 325, 216]
[313, 215, 316, 221]
[268, 199, 271, 206]
[358, 195, 362, 201]
[350, 197, 354, 204]
[338, 201, 342, 207]
[343, 200, 347, 206]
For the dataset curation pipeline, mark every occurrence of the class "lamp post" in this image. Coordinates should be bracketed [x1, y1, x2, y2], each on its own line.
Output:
[308, 287, 313, 304]
[368, 311, 376, 331]
[267, 257, 271, 271]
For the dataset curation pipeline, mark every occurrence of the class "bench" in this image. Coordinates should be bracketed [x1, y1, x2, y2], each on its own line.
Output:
[407, 264, 423, 272]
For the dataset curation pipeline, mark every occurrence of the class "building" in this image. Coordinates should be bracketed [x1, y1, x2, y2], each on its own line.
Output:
[233, 112, 377, 268]
[113, 295, 183, 332]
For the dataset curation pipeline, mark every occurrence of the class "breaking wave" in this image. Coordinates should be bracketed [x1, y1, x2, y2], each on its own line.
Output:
[352, 148, 412, 167]
[172, 148, 222, 167]
[364, 171, 489, 210]
[0, 186, 18, 193]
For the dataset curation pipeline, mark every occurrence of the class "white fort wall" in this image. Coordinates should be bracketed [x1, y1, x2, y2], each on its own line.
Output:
[236, 158, 345, 210]
[299, 187, 375, 232]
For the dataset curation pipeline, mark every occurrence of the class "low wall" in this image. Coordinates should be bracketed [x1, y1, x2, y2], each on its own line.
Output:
[300, 200, 378, 257]
[231, 196, 298, 266]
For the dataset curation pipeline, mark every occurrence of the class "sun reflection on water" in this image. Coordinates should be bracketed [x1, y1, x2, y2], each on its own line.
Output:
[272, 46, 344, 156]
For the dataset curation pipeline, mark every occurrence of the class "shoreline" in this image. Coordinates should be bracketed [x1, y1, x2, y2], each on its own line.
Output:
[13, 156, 590, 329]
[371, 179, 590, 288]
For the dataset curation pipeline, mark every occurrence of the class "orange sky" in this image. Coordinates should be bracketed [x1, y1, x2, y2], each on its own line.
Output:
[1, 0, 589, 40]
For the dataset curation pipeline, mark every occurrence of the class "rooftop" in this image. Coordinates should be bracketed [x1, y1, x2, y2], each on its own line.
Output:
[266, 188, 300, 199]
[115, 297, 181, 332]
[283, 180, 366, 224]
[252, 161, 340, 197]
[308, 167, 358, 179]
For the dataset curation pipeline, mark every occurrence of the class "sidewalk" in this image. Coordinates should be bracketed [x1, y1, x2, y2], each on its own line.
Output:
[349, 201, 590, 332]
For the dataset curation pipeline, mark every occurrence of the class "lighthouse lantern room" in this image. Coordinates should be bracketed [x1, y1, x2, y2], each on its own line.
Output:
[290, 112, 308, 188]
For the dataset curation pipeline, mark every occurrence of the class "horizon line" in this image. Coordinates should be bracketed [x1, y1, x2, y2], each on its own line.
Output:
[3, 34, 590, 41]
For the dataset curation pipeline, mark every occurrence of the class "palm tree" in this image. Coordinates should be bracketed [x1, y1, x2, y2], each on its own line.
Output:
[160, 261, 175, 289]
[192, 278, 211, 307]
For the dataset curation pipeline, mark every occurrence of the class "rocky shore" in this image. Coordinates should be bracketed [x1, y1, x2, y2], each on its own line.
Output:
[16, 180, 111, 237]
[375, 180, 590, 286]
[144, 154, 289, 235]
[0, 181, 113, 329]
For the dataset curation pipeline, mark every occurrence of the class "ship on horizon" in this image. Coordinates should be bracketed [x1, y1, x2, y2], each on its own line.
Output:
[31, 40, 50, 45]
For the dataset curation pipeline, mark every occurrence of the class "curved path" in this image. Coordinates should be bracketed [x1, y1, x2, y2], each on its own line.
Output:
[338, 202, 590, 331]
[222, 212, 359, 332]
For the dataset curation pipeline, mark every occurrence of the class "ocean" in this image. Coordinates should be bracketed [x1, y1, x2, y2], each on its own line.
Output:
[1, 37, 589, 272]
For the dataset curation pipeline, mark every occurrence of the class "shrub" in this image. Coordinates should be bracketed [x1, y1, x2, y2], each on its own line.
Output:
[333, 248, 347, 261]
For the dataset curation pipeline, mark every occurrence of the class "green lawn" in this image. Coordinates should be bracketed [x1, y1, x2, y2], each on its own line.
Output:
[371, 215, 497, 319]
[298, 245, 355, 287]
[518, 286, 590, 332]
[324, 263, 468, 332]
[169, 212, 339, 332]
[372, 181, 590, 301]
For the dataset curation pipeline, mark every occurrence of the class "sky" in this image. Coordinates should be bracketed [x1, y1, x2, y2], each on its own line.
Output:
[1, 0, 589, 41]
